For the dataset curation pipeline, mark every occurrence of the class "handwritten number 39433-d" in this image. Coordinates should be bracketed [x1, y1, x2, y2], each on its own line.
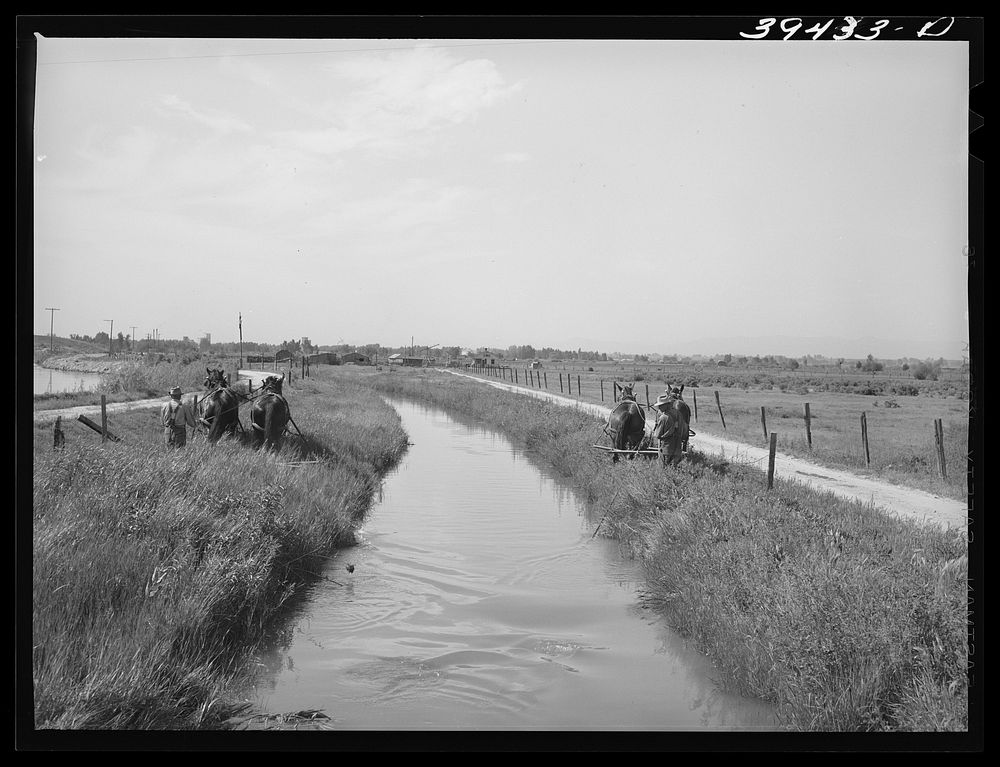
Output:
[740, 16, 955, 41]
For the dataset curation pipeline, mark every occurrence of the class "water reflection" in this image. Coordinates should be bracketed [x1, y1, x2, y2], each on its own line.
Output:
[33, 364, 104, 395]
[251, 397, 775, 731]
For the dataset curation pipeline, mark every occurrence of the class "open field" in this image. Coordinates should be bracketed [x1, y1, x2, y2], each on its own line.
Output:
[458, 361, 970, 502]
[30, 371, 407, 729]
[366, 367, 970, 732]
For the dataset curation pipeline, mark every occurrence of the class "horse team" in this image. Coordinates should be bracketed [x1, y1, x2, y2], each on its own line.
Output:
[191, 368, 292, 451]
[605, 382, 693, 466]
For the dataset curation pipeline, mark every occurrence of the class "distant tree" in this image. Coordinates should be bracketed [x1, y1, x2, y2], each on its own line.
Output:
[911, 360, 940, 380]
[861, 354, 884, 373]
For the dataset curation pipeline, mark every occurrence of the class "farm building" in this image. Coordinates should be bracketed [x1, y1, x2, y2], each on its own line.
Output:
[307, 352, 340, 365]
[275, 349, 294, 362]
[387, 353, 403, 365]
[341, 352, 372, 365]
[530, 361, 543, 369]
[402, 357, 426, 367]
[472, 357, 497, 367]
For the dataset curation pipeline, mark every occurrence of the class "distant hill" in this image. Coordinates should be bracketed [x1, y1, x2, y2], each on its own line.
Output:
[33, 335, 106, 354]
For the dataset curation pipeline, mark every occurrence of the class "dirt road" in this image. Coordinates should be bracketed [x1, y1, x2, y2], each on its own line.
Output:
[445, 370, 968, 532]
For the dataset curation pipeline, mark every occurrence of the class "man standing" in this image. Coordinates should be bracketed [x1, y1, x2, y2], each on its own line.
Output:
[651, 393, 685, 467]
[161, 386, 198, 448]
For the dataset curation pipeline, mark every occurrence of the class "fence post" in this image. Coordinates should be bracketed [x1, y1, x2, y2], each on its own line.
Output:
[560, 373, 564, 393]
[601, 380, 604, 402]
[804, 403, 812, 448]
[53, 416, 65, 450]
[613, 380, 617, 401]
[714, 390, 726, 429]
[760, 406, 768, 439]
[578, 375, 581, 395]
[692, 389, 698, 421]
[935, 418, 948, 479]
[861, 412, 871, 466]
[645, 383, 650, 408]
[544, 372, 548, 389]
[767, 432, 777, 489]
[101, 394, 108, 443]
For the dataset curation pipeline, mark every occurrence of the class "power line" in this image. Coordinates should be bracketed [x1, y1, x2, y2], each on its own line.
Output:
[37, 39, 569, 66]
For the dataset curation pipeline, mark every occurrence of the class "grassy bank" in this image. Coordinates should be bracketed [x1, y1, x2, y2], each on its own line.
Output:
[31, 371, 407, 729]
[369, 369, 969, 732]
[461, 366, 970, 501]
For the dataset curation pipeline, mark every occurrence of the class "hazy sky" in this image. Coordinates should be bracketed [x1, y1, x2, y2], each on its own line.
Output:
[31, 34, 970, 359]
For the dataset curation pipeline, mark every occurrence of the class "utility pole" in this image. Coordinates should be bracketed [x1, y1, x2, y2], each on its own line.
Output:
[45, 307, 58, 352]
[105, 319, 114, 356]
[129, 325, 137, 353]
[239, 312, 244, 368]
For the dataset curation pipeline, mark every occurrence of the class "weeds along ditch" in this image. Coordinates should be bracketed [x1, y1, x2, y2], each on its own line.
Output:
[30, 373, 408, 729]
[369, 369, 969, 732]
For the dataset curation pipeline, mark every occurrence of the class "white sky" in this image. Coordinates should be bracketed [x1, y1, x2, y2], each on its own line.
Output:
[32, 35, 970, 359]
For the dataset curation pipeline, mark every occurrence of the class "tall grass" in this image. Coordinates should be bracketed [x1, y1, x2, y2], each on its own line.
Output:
[368, 369, 969, 732]
[32, 375, 407, 729]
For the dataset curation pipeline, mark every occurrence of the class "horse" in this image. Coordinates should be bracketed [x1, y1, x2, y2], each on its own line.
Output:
[655, 384, 693, 465]
[199, 367, 243, 443]
[250, 375, 290, 451]
[605, 382, 648, 460]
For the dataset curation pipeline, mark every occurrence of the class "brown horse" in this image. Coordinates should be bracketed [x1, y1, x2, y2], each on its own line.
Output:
[199, 367, 242, 443]
[606, 382, 648, 459]
[250, 375, 290, 451]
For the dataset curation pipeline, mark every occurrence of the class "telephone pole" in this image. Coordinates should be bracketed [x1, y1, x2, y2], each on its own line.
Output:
[105, 319, 114, 356]
[129, 325, 137, 352]
[45, 307, 59, 351]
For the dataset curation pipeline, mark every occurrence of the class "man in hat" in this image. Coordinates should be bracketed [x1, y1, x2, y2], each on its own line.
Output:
[651, 390, 689, 467]
[161, 386, 198, 448]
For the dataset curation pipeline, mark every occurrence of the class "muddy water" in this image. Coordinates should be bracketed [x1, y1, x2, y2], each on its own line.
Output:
[251, 398, 775, 731]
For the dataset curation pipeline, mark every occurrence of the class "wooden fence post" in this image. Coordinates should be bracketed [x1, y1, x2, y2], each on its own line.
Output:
[645, 383, 650, 408]
[612, 380, 617, 401]
[804, 403, 812, 448]
[53, 416, 65, 450]
[767, 432, 777, 489]
[714, 390, 726, 429]
[578, 375, 581, 395]
[692, 389, 698, 421]
[544, 372, 548, 389]
[861, 412, 871, 466]
[101, 394, 108, 443]
[760, 406, 768, 439]
[934, 418, 948, 479]
[601, 380, 604, 402]
[560, 373, 564, 393]
[567, 374, 572, 395]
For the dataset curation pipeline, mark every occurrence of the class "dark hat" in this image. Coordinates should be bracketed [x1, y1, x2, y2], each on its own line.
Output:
[169, 386, 182, 396]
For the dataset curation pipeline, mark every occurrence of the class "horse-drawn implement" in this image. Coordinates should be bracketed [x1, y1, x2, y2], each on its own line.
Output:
[594, 382, 695, 463]
[193, 368, 304, 450]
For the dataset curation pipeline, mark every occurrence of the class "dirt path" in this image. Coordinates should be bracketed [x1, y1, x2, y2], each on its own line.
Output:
[444, 370, 967, 532]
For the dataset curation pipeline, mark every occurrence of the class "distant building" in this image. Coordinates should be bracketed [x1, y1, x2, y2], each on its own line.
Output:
[402, 357, 426, 367]
[307, 352, 339, 365]
[341, 352, 372, 365]
[530, 361, 543, 369]
[388, 353, 403, 365]
[275, 349, 294, 362]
